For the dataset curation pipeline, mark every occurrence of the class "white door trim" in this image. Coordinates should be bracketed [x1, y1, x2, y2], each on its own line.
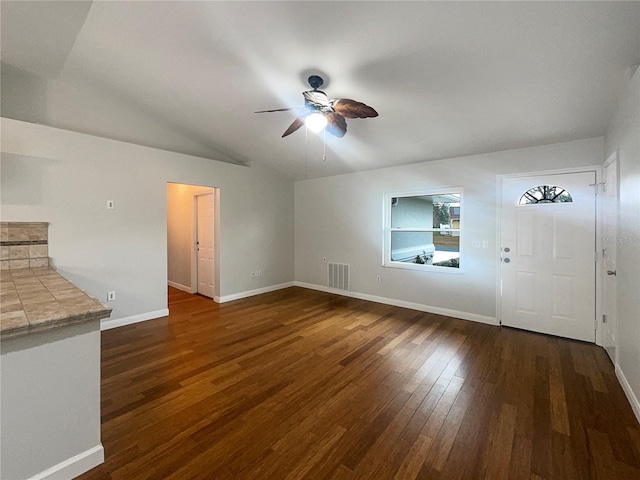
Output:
[496, 165, 601, 334]
[597, 151, 619, 356]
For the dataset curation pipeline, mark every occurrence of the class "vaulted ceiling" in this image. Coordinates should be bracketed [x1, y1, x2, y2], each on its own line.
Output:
[2, 1, 639, 180]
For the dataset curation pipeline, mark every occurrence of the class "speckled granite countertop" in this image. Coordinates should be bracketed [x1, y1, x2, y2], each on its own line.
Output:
[0, 267, 111, 340]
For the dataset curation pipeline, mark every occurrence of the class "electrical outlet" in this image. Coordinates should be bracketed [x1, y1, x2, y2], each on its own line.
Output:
[107, 291, 116, 302]
[323, 257, 327, 263]
[376, 275, 381, 283]
[106, 200, 115, 210]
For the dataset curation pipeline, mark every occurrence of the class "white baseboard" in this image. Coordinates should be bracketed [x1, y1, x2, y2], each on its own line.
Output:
[168, 280, 194, 294]
[29, 444, 104, 480]
[294, 281, 498, 326]
[101, 309, 169, 331]
[101, 282, 497, 329]
[217, 282, 295, 303]
[616, 364, 640, 424]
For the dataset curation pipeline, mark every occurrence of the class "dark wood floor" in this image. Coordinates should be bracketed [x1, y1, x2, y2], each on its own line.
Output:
[77, 287, 640, 480]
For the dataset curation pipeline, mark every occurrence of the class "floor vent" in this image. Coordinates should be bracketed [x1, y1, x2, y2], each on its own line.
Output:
[328, 262, 350, 291]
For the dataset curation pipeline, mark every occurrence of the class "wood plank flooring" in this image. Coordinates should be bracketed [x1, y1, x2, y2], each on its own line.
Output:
[77, 287, 640, 480]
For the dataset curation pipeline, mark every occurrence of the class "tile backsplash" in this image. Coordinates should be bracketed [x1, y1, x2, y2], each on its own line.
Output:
[0, 222, 49, 270]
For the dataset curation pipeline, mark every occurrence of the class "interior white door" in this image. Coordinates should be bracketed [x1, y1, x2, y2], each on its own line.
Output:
[196, 193, 215, 299]
[500, 172, 596, 342]
[601, 158, 618, 362]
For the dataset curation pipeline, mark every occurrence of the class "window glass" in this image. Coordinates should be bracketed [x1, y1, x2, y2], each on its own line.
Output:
[385, 190, 461, 270]
[519, 185, 572, 205]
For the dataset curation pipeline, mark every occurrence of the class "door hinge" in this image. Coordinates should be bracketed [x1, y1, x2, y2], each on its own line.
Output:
[602, 248, 607, 258]
[603, 314, 607, 324]
[595, 251, 599, 263]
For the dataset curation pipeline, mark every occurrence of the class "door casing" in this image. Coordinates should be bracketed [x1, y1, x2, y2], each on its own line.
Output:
[599, 152, 618, 362]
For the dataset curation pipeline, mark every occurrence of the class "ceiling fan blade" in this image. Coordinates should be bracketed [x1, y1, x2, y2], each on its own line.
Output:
[303, 90, 331, 109]
[331, 98, 378, 118]
[282, 116, 306, 137]
[255, 107, 298, 113]
[325, 113, 347, 138]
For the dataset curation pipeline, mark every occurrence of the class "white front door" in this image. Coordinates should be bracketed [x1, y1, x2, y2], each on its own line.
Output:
[196, 193, 215, 299]
[500, 171, 596, 342]
[601, 157, 618, 362]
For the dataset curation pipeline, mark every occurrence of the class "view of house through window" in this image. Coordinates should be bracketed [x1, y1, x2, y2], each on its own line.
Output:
[384, 189, 462, 270]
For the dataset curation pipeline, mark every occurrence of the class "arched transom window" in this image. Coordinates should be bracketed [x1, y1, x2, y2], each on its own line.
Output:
[519, 185, 573, 205]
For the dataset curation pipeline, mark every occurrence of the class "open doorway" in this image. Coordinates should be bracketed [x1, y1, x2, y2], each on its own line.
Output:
[167, 182, 220, 301]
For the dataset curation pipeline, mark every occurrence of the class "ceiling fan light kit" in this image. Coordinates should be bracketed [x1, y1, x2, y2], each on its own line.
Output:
[255, 75, 378, 138]
[305, 112, 328, 132]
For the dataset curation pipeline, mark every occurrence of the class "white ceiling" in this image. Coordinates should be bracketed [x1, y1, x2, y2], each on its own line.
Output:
[2, 1, 639, 180]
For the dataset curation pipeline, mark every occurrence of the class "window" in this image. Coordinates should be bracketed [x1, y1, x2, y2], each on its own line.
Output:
[518, 185, 573, 205]
[383, 188, 462, 270]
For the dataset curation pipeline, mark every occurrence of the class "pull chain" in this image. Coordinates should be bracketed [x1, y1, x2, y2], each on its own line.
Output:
[305, 124, 309, 179]
[323, 127, 327, 162]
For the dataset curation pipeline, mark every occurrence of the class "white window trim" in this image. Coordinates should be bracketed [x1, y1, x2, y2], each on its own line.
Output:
[382, 186, 463, 274]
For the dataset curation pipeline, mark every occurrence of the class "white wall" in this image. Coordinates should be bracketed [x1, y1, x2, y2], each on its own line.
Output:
[0, 118, 295, 323]
[295, 137, 603, 322]
[166, 182, 214, 293]
[604, 67, 640, 419]
[1, 321, 103, 480]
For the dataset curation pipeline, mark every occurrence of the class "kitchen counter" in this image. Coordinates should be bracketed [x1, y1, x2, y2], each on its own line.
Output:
[0, 267, 111, 340]
[1, 266, 110, 478]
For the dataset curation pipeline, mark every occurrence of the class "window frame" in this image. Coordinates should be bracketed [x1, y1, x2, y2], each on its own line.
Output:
[382, 186, 463, 273]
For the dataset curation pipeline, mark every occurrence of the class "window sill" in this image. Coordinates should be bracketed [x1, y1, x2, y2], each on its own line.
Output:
[382, 262, 464, 275]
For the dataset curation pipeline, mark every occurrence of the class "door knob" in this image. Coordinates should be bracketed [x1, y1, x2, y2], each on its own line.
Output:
[607, 270, 616, 276]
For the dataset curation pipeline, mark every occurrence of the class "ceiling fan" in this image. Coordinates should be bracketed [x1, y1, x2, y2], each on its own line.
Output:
[255, 75, 378, 138]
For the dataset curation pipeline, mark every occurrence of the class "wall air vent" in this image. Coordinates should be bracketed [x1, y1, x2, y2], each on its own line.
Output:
[328, 262, 350, 291]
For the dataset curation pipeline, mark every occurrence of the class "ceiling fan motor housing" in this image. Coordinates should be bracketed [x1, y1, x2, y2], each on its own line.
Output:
[304, 94, 329, 112]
